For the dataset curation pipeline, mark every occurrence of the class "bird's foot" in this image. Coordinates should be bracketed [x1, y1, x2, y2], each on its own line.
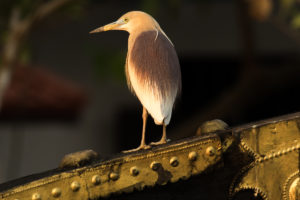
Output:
[150, 138, 170, 146]
[122, 144, 151, 153]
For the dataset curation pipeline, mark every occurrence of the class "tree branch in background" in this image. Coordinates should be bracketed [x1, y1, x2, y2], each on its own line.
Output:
[0, 0, 75, 110]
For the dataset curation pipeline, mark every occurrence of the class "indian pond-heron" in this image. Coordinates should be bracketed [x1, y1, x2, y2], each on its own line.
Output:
[90, 11, 182, 152]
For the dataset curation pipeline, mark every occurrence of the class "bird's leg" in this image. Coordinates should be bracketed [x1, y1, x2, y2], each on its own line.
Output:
[122, 107, 151, 153]
[140, 107, 150, 148]
[150, 123, 169, 146]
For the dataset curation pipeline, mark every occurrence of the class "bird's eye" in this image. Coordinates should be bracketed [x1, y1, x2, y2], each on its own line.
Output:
[124, 18, 129, 23]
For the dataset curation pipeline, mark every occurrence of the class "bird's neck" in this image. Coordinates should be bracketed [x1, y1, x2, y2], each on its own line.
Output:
[127, 18, 162, 50]
[128, 27, 157, 50]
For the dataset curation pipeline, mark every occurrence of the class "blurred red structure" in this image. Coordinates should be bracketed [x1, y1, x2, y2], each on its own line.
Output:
[1, 65, 87, 121]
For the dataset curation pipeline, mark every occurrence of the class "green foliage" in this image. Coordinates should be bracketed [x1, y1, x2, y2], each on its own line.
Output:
[0, 0, 41, 21]
[280, 0, 295, 14]
[91, 48, 127, 83]
[19, 43, 32, 65]
[139, 0, 182, 19]
[140, 0, 160, 16]
[291, 13, 300, 29]
[0, 0, 88, 65]
[277, 0, 300, 31]
[61, 0, 88, 20]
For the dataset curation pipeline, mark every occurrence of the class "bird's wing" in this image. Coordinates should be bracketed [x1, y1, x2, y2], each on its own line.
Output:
[128, 30, 181, 124]
[129, 30, 181, 99]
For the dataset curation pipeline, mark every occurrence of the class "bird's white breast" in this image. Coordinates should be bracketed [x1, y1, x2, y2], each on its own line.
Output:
[127, 62, 174, 125]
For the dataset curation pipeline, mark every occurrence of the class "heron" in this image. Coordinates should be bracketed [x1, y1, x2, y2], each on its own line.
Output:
[90, 11, 181, 152]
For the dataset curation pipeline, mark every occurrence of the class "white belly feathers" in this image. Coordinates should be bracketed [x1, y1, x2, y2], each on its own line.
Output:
[127, 62, 175, 125]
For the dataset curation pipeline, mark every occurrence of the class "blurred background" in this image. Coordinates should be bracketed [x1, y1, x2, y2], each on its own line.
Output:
[0, 0, 299, 183]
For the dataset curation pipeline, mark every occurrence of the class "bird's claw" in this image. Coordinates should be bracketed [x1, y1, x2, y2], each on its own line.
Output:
[150, 138, 170, 146]
[122, 144, 151, 153]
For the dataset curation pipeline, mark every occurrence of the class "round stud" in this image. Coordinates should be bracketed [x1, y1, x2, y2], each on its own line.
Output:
[32, 193, 41, 200]
[91, 175, 101, 185]
[170, 157, 179, 167]
[289, 177, 299, 200]
[291, 146, 296, 151]
[271, 153, 275, 158]
[150, 161, 160, 171]
[51, 187, 61, 198]
[109, 172, 119, 181]
[282, 149, 287, 154]
[70, 181, 80, 192]
[206, 146, 216, 157]
[188, 151, 197, 161]
[130, 166, 139, 176]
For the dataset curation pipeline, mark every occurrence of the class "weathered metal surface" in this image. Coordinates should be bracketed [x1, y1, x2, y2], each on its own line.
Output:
[230, 113, 300, 200]
[0, 134, 222, 200]
[0, 112, 299, 200]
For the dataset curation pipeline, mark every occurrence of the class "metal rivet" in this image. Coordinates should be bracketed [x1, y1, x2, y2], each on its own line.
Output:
[188, 151, 197, 161]
[283, 149, 287, 154]
[206, 146, 216, 157]
[51, 187, 61, 198]
[32, 193, 41, 200]
[91, 175, 101, 185]
[150, 161, 160, 171]
[291, 146, 296, 151]
[130, 166, 139, 176]
[109, 172, 119, 181]
[170, 157, 179, 167]
[70, 181, 80, 192]
[289, 177, 299, 200]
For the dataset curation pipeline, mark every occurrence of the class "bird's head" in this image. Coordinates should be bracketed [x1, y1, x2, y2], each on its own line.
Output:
[90, 11, 160, 34]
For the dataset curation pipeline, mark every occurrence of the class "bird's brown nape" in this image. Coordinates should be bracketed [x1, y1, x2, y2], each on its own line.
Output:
[128, 30, 181, 100]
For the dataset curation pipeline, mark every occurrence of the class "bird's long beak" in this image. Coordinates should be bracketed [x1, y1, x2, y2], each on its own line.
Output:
[89, 21, 122, 34]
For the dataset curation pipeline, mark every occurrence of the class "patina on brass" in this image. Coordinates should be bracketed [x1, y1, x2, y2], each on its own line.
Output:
[59, 150, 99, 169]
[188, 151, 197, 161]
[0, 112, 299, 200]
[91, 175, 101, 185]
[229, 113, 300, 200]
[0, 134, 222, 200]
[70, 181, 80, 192]
[31, 193, 41, 200]
[51, 187, 61, 198]
[150, 161, 160, 171]
[109, 172, 119, 181]
[289, 176, 299, 200]
[170, 157, 179, 167]
[130, 167, 139, 176]
[205, 146, 216, 157]
[197, 119, 229, 136]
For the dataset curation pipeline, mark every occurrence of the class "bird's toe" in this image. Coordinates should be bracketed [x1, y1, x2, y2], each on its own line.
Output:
[150, 138, 170, 146]
[122, 144, 151, 153]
